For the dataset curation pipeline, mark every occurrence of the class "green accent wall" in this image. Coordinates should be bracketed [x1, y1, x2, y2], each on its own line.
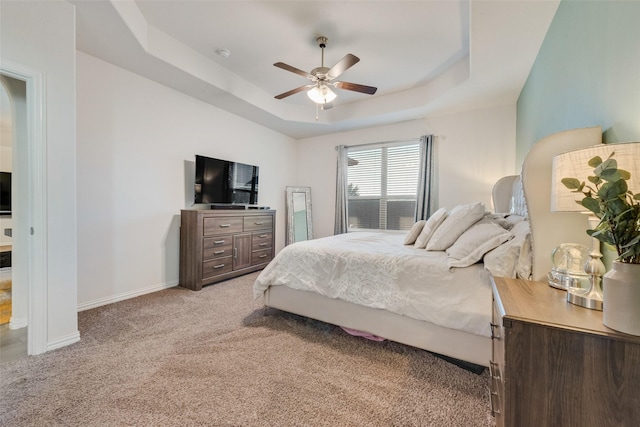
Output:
[516, 0, 640, 166]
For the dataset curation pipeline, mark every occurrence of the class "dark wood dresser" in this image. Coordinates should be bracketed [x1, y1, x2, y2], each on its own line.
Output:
[490, 277, 640, 427]
[179, 209, 275, 290]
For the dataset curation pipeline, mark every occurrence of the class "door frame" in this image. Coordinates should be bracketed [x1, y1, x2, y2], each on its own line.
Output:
[1, 59, 48, 355]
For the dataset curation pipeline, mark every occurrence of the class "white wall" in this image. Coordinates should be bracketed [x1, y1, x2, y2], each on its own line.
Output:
[296, 104, 517, 238]
[76, 52, 296, 308]
[1, 0, 78, 349]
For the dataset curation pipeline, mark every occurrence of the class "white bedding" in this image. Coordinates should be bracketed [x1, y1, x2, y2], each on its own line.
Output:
[253, 231, 492, 337]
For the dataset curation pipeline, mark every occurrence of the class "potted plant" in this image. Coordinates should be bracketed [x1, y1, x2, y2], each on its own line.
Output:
[562, 150, 640, 335]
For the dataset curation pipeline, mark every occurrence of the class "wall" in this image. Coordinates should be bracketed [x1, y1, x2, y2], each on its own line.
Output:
[296, 104, 517, 238]
[76, 52, 296, 309]
[1, 0, 79, 349]
[516, 0, 640, 165]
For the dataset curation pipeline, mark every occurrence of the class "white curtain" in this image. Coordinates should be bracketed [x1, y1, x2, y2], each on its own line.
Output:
[415, 135, 434, 220]
[334, 145, 349, 234]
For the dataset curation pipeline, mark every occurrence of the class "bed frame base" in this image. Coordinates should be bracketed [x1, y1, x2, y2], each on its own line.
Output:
[265, 285, 492, 368]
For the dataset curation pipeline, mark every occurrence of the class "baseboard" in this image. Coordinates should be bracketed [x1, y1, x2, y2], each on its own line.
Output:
[47, 330, 80, 352]
[9, 316, 27, 329]
[77, 280, 179, 312]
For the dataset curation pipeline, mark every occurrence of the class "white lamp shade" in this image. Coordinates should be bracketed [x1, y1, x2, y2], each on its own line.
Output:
[551, 142, 640, 212]
[307, 84, 337, 104]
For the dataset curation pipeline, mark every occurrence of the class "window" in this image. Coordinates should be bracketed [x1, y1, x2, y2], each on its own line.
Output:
[347, 141, 420, 231]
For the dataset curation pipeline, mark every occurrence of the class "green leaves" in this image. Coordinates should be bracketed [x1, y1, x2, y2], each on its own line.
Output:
[561, 177, 582, 190]
[580, 196, 600, 214]
[597, 179, 628, 201]
[562, 150, 640, 264]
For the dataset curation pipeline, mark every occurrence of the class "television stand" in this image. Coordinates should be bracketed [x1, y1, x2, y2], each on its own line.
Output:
[179, 209, 275, 290]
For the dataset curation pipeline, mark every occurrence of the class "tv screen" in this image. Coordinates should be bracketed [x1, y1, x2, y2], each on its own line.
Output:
[0, 172, 10, 215]
[194, 155, 259, 205]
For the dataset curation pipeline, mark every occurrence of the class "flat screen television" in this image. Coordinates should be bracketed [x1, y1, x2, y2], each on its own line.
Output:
[194, 155, 259, 205]
[0, 172, 10, 215]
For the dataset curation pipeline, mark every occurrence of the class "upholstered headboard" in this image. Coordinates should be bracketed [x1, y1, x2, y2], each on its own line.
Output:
[492, 175, 527, 217]
[521, 126, 602, 281]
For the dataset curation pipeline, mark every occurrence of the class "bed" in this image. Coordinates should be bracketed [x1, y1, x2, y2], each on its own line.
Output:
[253, 127, 602, 367]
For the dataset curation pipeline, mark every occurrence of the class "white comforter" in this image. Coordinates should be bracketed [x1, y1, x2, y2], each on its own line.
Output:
[253, 232, 492, 337]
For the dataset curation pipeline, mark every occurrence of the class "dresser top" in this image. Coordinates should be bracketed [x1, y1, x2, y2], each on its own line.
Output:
[492, 277, 640, 344]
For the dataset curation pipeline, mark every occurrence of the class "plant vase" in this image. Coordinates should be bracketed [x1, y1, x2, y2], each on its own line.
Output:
[603, 261, 640, 336]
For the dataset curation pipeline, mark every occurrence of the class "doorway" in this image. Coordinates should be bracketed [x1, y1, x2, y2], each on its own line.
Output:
[0, 62, 48, 357]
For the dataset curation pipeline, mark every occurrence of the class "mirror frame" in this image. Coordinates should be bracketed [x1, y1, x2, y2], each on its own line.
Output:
[285, 186, 313, 245]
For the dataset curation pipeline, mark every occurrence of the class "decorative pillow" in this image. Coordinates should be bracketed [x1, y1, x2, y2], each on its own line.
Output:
[404, 220, 427, 245]
[414, 208, 448, 249]
[511, 221, 533, 279]
[426, 202, 485, 251]
[446, 217, 513, 269]
[484, 220, 532, 279]
[486, 213, 515, 230]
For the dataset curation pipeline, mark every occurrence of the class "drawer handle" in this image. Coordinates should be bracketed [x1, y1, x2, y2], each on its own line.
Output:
[255, 221, 264, 225]
[213, 264, 225, 269]
[234, 248, 237, 259]
[489, 388, 501, 417]
[214, 250, 225, 255]
[259, 254, 267, 258]
[214, 240, 226, 245]
[219, 224, 231, 228]
[259, 243, 268, 247]
[488, 361, 501, 381]
[490, 322, 500, 340]
[258, 234, 268, 238]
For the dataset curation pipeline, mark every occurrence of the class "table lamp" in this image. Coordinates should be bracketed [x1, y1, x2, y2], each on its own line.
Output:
[551, 142, 640, 310]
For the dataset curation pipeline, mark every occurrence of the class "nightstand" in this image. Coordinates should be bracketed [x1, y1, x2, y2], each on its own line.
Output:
[490, 276, 640, 427]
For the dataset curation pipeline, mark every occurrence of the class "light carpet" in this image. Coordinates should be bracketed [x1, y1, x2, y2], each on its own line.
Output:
[0, 272, 495, 426]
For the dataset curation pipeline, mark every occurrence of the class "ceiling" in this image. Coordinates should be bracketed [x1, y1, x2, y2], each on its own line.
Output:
[71, 0, 560, 139]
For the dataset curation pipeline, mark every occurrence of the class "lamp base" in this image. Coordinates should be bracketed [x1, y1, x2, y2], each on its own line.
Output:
[567, 286, 603, 311]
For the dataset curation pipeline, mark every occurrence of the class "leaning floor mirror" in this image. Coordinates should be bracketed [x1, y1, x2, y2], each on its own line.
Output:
[286, 186, 313, 245]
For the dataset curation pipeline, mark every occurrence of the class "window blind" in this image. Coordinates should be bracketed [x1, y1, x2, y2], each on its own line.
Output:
[347, 142, 420, 231]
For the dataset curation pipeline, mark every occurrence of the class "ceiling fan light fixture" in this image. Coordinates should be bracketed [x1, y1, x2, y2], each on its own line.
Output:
[307, 84, 337, 104]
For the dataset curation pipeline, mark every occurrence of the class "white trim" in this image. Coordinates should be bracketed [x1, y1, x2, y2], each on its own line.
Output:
[0, 59, 48, 355]
[77, 280, 179, 312]
[47, 331, 80, 352]
[9, 316, 28, 329]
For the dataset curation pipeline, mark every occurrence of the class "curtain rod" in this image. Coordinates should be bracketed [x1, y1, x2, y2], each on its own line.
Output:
[335, 136, 425, 151]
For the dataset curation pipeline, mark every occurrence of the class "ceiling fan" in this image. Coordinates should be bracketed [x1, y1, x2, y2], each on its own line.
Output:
[273, 36, 377, 105]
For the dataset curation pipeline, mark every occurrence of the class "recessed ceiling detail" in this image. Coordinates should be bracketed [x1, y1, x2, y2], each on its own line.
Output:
[71, 0, 560, 139]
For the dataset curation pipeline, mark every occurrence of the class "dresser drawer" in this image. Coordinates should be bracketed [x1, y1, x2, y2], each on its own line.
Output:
[244, 215, 273, 232]
[252, 232, 273, 251]
[203, 217, 243, 236]
[202, 237, 233, 260]
[251, 248, 273, 265]
[202, 257, 233, 278]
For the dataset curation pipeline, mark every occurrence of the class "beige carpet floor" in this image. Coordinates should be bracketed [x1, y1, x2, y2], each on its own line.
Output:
[0, 272, 495, 426]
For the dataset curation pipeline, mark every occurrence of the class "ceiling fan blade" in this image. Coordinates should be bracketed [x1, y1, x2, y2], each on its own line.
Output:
[273, 62, 314, 80]
[274, 85, 309, 99]
[327, 54, 360, 79]
[334, 81, 377, 95]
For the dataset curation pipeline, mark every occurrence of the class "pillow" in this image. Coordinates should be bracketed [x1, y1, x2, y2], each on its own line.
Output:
[413, 208, 448, 249]
[484, 220, 532, 279]
[511, 221, 533, 279]
[403, 220, 427, 245]
[425, 202, 485, 251]
[486, 213, 515, 230]
[446, 217, 513, 269]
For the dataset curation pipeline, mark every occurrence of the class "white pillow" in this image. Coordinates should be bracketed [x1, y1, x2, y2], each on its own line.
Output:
[446, 217, 513, 269]
[413, 208, 448, 249]
[403, 220, 426, 245]
[484, 220, 531, 279]
[426, 202, 485, 251]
